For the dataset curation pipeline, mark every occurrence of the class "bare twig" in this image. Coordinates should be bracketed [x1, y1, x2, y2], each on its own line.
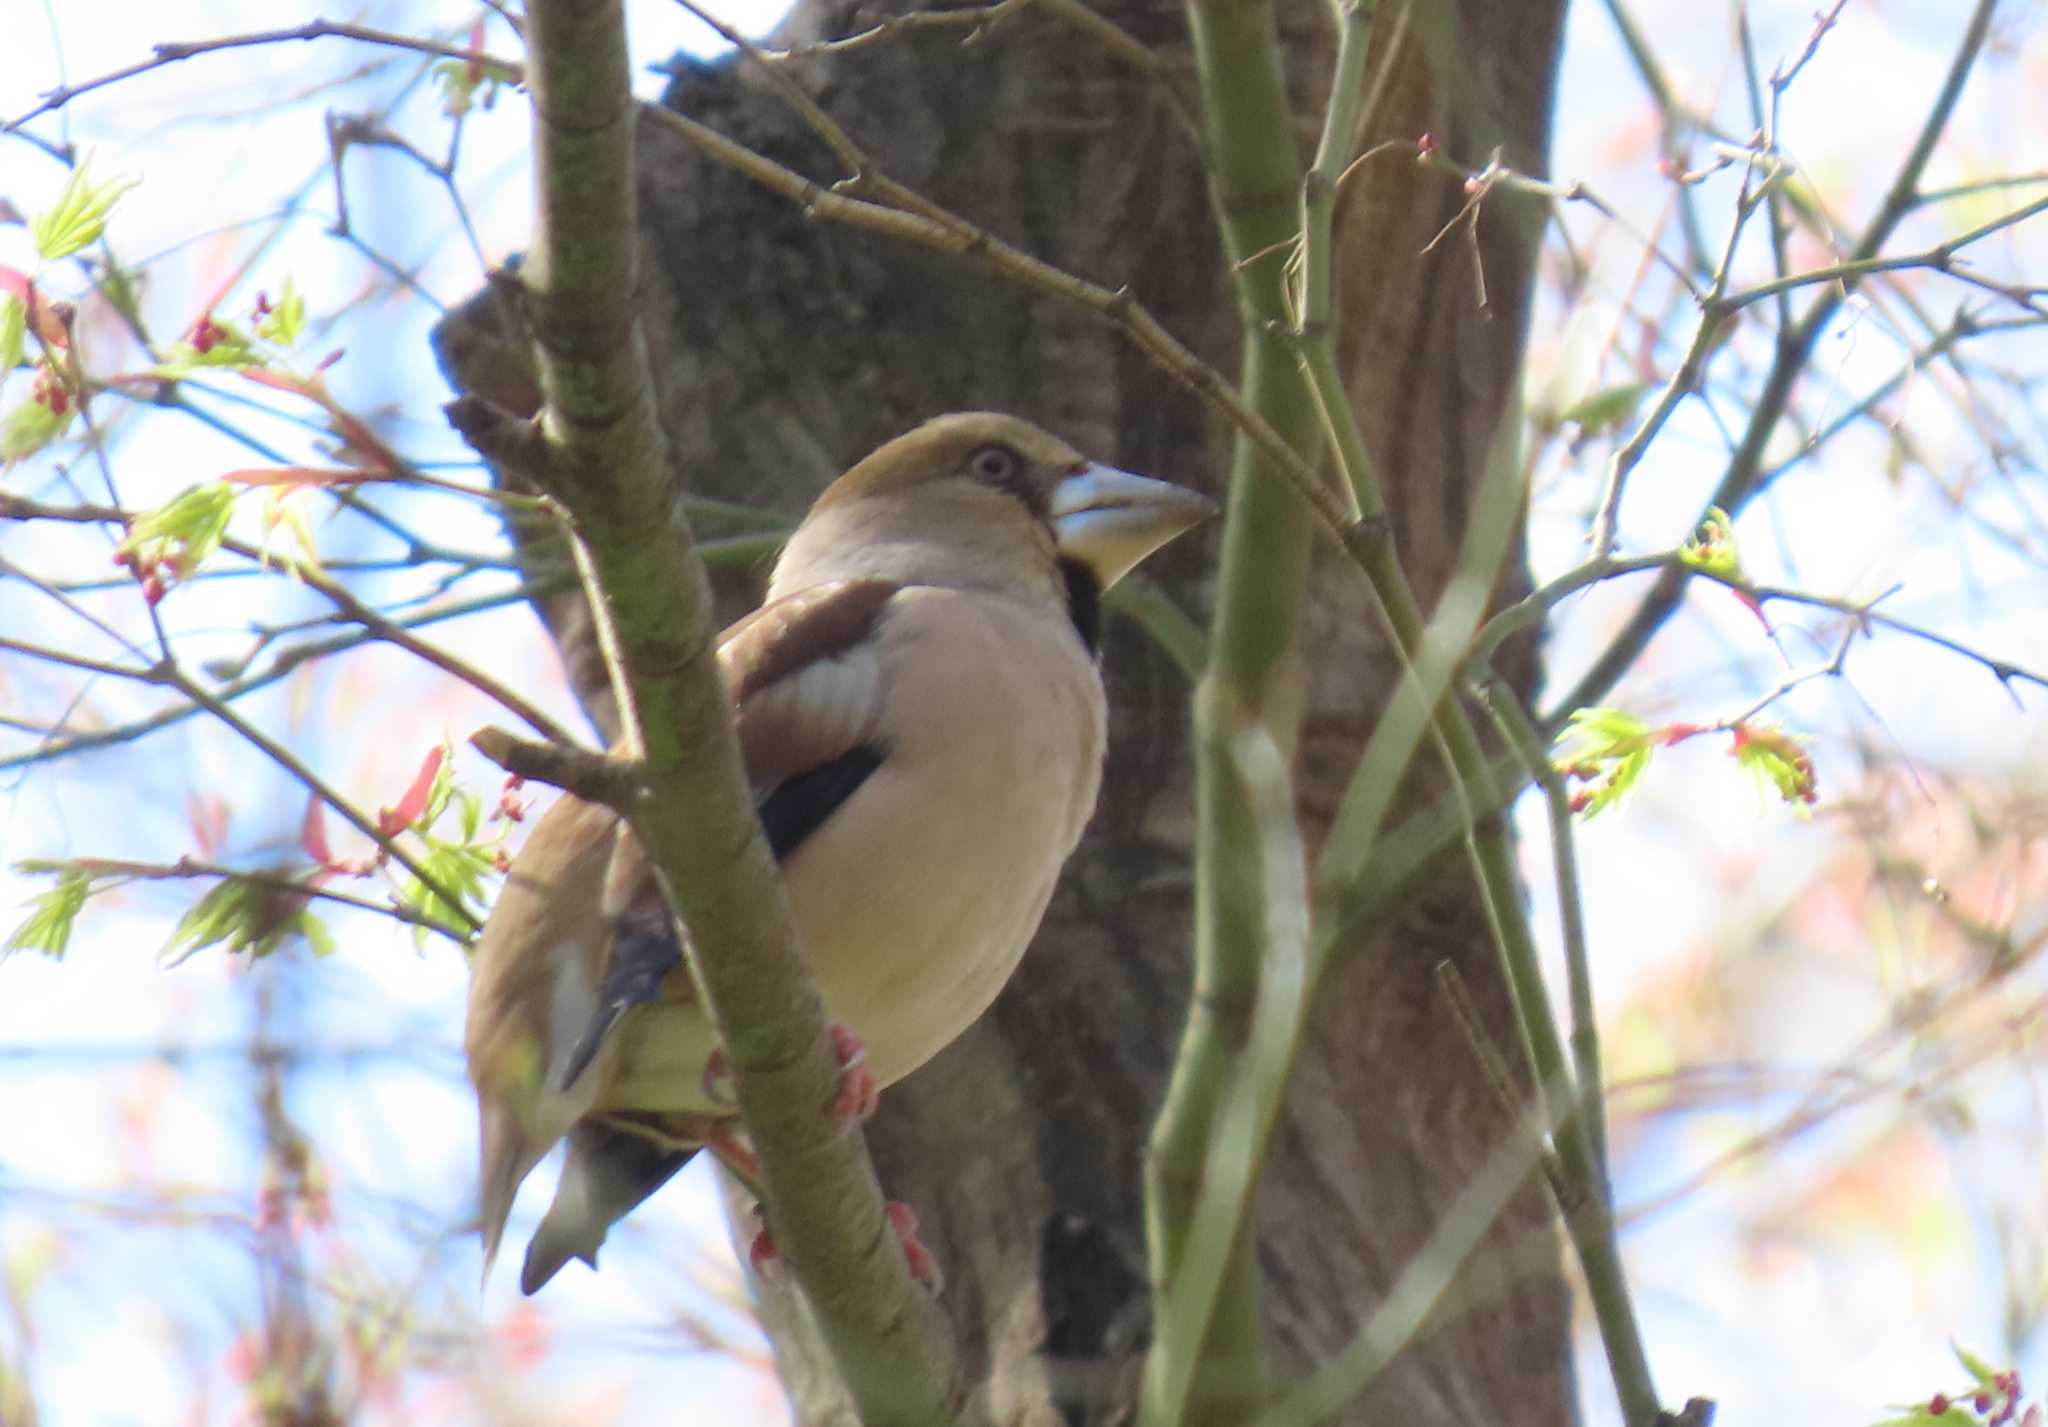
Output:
[468, 727, 631, 809]
[635, 103, 1359, 545]
[4, 19, 523, 136]
[1, 490, 578, 748]
[1717, 193, 2048, 317]
[748, 0, 1202, 141]
[1548, 0, 2006, 721]
[0, 636, 480, 931]
[1478, 686, 1610, 1186]
[21, 855, 469, 944]
[1469, 552, 2048, 708]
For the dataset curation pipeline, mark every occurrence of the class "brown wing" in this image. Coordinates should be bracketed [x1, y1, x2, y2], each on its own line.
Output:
[720, 577, 900, 790]
[538, 581, 903, 1083]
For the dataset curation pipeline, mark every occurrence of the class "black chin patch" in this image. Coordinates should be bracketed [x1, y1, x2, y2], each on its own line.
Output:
[1059, 557, 1102, 657]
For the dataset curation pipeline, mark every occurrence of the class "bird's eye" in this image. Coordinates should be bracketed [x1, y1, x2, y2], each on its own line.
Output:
[968, 444, 1019, 484]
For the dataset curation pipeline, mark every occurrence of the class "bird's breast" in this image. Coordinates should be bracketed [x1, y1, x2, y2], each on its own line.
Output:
[785, 586, 1107, 1086]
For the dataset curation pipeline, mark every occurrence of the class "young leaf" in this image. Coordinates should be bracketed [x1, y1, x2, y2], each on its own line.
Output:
[1680, 506, 1743, 582]
[1553, 707, 1658, 818]
[432, 36, 516, 119]
[156, 319, 261, 377]
[5, 869, 94, 958]
[394, 840, 494, 950]
[118, 482, 237, 582]
[1561, 381, 1649, 439]
[0, 293, 25, 379]
[257, 484, 325, 576]
[380, 746, 447, 838]
[254, 276, 306, 347]
[1729, 723, 1818, 809]
[30, 160, 138, 262]
[160, 877, 329, 964]
[1951, 1343, 1999, 1390]
[0, 384, 74, 464]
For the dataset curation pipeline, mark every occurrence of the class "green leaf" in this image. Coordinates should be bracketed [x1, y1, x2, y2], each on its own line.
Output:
[1951, 1343, 1999, 1389]
[119, 481, 237, 578]
[432, 57, 516, 117]
[1553, 706, 1658, 819]
[395, 840, 494, 950]
[300, 914, 336, 958]
[1560, 381, 1649, 438]
[1680, 505, 1743, 581]
[0, 386, 75, 465]
[254, 275, 306, 347]
[5, 869, 94, 958]
[154, 323, 261, 377]
[30, 160, 138, 262]
[0, 295, 25, 378]
[160, 877, 328, 963]
[96, 262, 145, 328]
[1730, 723, 1817, 809]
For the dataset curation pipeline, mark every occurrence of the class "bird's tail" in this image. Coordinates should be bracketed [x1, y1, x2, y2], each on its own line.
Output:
[520, 1116, 700, 1295]
[477, 1099, 536, 1286]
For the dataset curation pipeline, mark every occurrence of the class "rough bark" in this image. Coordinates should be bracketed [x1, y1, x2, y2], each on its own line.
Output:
[435, 0, 1571, 1421]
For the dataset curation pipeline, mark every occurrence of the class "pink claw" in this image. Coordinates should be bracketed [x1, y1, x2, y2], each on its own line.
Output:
[746, 1203, 782, 1283]
[829, 1023, 880, 1125]
[745, 1200, 941, 1296]
[701, 1047, 737, 1107]
[885, 1200, 943, 1295]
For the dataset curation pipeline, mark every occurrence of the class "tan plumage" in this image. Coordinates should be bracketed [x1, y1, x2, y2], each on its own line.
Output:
[465, 413, 1213, 1292]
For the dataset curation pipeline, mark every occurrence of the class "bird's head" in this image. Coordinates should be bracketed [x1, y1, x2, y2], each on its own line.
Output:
[783, 412, 1216, 607]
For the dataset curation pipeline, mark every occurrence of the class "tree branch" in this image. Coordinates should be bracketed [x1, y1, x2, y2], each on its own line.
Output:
[513, 0, 961, 1417]
[4, 19, 522, 138]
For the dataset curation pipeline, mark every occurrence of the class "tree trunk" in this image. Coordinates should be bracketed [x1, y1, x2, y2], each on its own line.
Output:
[436, 0, 1570, 1420]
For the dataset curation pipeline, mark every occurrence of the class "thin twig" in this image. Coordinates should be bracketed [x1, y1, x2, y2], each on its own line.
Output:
[1468, 551, 2048, 709]
[4, 20, 522, 135]
[468, 727, 633, 809]
[1548, 0, 2006, 721]
[636, 103, 1359, 546]
[0, 578, 558, 773]
[23, 856, 469, 944]
[0, 637, 480, 931]
[1717, 193, 2048, 316]
[1478, 687, 1609, 1186]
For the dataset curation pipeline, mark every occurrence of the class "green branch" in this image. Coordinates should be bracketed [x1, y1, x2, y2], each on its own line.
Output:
[510, 1, 959, 1417]
[1138, 0, 1329, 1414]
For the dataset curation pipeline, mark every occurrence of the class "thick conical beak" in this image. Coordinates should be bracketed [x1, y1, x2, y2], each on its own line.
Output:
[1050, 463, 1216, 589]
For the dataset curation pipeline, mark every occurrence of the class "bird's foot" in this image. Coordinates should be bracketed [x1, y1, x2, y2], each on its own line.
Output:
[828, 1023, 879, 1125]
[746, 1203, 782, 1282]
[885, 1200, 943, 1295]
[744, 1199, 943, 1296]
[706, 1025, 873, 1123]
[701, 1047, 737, 1107]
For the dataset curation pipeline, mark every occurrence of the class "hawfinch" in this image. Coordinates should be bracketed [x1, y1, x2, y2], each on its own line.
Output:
[466, 412, 1213, 1293]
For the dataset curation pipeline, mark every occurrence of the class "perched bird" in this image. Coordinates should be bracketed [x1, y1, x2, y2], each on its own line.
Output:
[466, 412, 1214, 1293]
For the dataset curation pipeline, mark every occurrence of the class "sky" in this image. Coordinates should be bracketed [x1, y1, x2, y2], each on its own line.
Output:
[1, 2, 2045, 1425]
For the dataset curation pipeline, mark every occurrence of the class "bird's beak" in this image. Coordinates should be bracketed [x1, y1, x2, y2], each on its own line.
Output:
[1050, 463, 1217, 589]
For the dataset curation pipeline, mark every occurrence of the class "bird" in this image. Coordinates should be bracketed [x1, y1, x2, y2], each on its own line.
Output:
[465, 411, 1215, 1294]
